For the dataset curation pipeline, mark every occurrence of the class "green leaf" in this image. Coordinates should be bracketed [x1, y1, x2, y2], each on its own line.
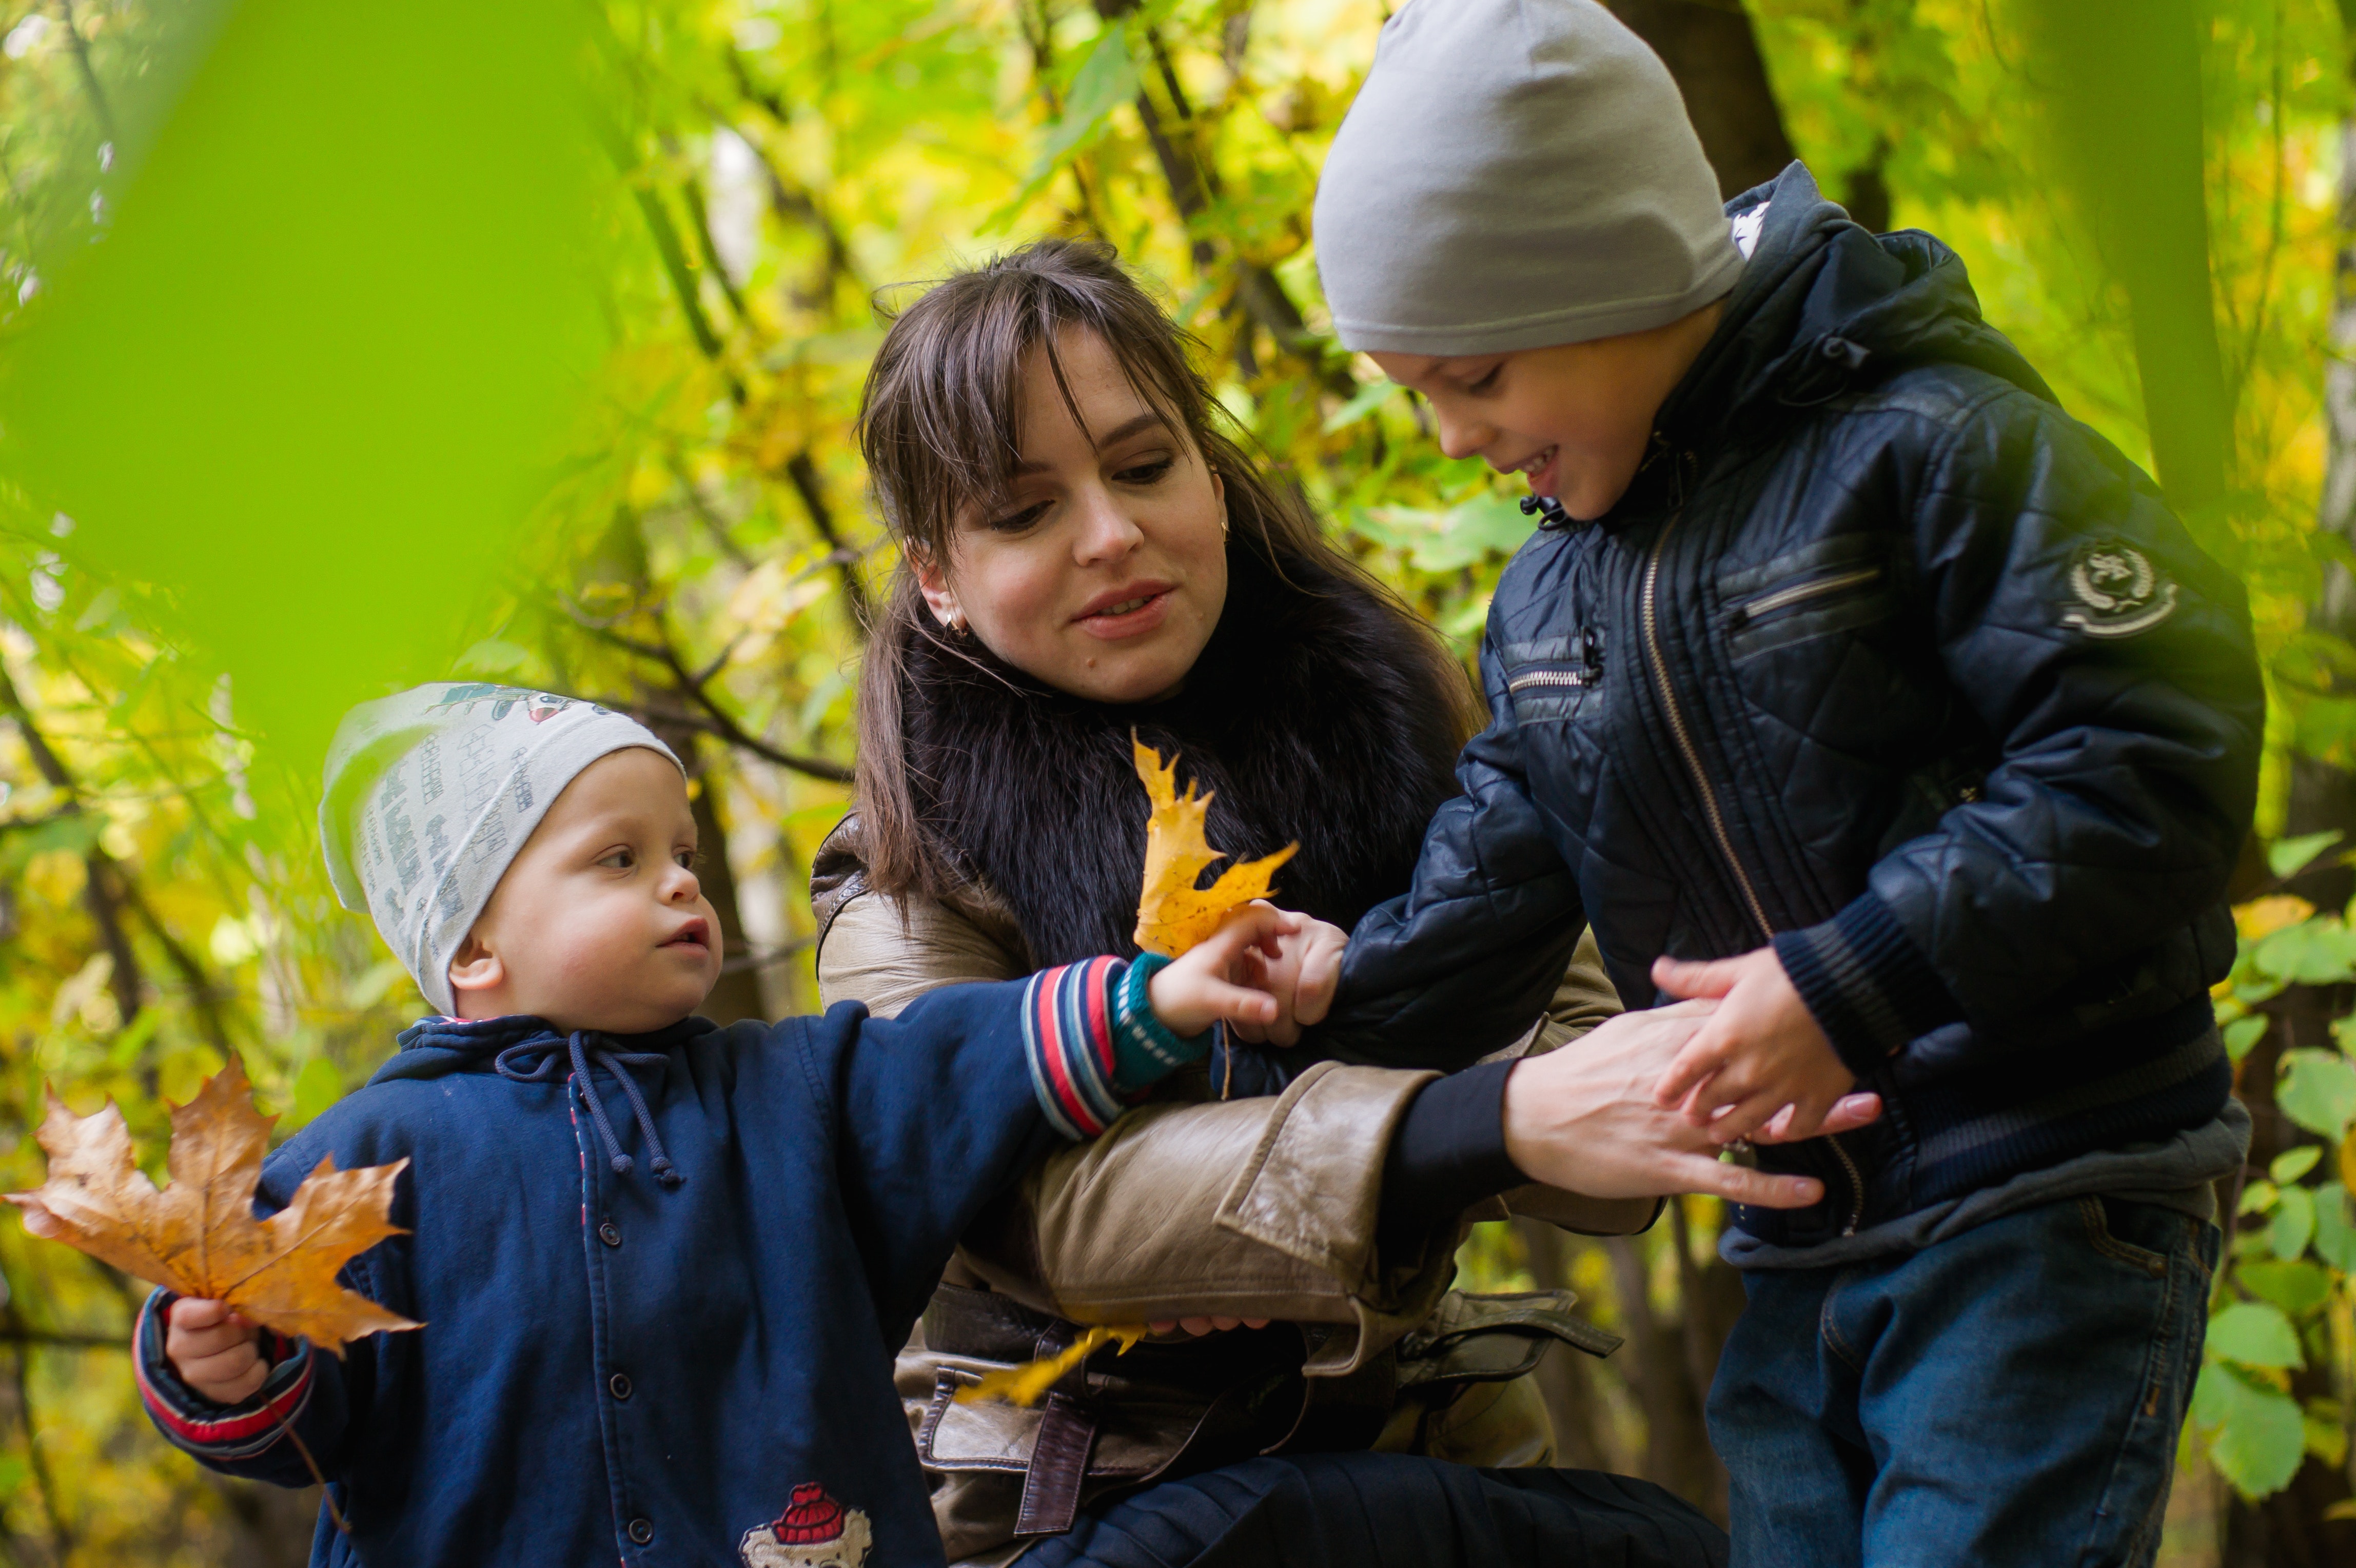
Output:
[2271, 1185, 2315, 1261]
[2254, 919, 2356, 986]
[2240, 1178, 2279, 1216]
[2235, 1259, 2332, 1315]
[2270, 1145, 2323, 1183]
[2224, 1014, 2269, 1061]
[1036, 26, 1138, 170]
[2269, 830, 2344, 880]
[2313, 1183, 2356, 1272]
[1320, 379, 1403, 435]
[2192, 1362, 2307, 1498]
[2305, 1401, 2349, 1468]
[2277, 1049, 2356, 1141]
[2208, 1300, 2304, 1369]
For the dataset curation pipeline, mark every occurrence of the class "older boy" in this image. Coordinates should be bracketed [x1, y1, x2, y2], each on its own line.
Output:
[1306, 3, 2262, 1564]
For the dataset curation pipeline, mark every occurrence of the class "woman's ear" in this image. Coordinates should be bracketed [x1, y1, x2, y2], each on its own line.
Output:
[1210, 467, 1227, 537]
[906, 544, 965, 631]
[446, 931, 504, 1006]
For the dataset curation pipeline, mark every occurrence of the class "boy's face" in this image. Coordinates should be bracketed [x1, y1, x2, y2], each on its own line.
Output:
[1369, 301, 1723, 523]
[447, 747, 722, 1034]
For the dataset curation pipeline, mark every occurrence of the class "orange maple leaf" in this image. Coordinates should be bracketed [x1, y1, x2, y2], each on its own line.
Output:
[6, 1058, 419, 1355]
[1132, 736, 1297, 957]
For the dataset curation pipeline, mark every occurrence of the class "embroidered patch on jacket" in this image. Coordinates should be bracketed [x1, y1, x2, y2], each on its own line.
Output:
[738, 1483, 872, 1567]
[2061, 540, 2177, 638]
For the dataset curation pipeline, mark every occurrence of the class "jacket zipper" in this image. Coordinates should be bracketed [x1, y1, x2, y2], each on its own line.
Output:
[1640, 511, 1773, 938]
[1736, 565, 1880, 622]
[1825, 1133, 1864, 1236]
[1507, 669, 1598, 692]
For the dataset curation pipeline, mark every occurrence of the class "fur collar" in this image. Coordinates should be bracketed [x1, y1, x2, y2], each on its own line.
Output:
[899, 548, 1467, 968]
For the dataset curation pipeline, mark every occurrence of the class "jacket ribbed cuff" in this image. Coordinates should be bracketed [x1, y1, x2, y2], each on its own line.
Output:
[134, 1289, 313, 1462]
[1112, 953, 1209, 1091]
[1772, 891, 1963, 1079]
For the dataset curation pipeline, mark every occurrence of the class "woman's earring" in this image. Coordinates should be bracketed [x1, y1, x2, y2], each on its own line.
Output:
[946, 609, 967, 634]
[1219, 509, 1230, 539]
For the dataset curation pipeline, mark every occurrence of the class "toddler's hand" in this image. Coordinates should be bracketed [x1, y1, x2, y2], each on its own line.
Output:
[1226, 907, 1346, 1046]
[1649, 948, 1857, 1145]
[1147, 904, 1294, 1039]
[165, 1297, 268, 1405]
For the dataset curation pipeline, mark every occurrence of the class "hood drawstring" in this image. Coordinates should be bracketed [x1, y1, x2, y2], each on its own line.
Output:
[495, 1031, 684, 1187]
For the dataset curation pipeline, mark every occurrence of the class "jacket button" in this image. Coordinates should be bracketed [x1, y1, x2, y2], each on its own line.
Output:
[626, 1517, 653, 1544]
[598, 1221, 622, 1248]
[609, 1371, 632, 1400]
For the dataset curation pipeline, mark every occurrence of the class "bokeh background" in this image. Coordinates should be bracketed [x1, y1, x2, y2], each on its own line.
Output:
[3, 1, 2355, 1562]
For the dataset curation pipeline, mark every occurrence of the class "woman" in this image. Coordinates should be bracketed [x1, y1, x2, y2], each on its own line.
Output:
[815, 240, 1861, 1567]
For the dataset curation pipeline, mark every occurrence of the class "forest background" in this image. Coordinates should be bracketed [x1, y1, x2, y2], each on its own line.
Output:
[2, 0, 2355, 1563]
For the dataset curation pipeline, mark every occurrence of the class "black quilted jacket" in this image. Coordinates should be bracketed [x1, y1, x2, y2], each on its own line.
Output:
[1322, 165, 2264, 1246]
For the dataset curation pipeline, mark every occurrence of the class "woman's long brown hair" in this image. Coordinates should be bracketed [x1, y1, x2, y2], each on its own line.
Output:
[852, 238, 1475, 901]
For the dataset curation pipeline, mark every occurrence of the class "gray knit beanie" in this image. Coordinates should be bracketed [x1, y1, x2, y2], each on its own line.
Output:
[1313, 0, 1742, 357]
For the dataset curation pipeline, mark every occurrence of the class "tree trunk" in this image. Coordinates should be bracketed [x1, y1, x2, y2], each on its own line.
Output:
[1603, 2, 1796, 198]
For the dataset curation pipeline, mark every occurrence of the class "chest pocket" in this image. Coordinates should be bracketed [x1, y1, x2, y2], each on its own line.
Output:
[1502, 628, 1607, 723]
[1718, 534, 1897, 662]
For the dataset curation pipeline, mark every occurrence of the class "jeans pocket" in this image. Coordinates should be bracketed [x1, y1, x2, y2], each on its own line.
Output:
[2075, 1195, 2176, 1280]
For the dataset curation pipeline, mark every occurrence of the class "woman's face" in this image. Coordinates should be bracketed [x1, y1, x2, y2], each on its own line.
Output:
[914, 330, 1228, 704]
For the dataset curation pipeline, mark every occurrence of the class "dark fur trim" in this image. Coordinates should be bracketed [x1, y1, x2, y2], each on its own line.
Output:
[900, 547, 1467, 968]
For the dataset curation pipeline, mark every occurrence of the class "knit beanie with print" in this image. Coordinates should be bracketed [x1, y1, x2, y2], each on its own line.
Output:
[319, 683, 681, 1016]
[1312, 0, 1742, 357]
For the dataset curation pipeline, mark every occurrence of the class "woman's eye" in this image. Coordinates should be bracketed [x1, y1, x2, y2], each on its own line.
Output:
[1113, 456, 1175, 486]
[985, 501, 1050, 534]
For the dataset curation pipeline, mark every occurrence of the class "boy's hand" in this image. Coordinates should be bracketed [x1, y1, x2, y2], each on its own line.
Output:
[1226, 908, 1347, 1046]
[1502, 1001, 1882, 1207]
[1147, 903, 1291, 1039]
[165, 1297, 268, 1405]
[1649, 949, 1856, 1144]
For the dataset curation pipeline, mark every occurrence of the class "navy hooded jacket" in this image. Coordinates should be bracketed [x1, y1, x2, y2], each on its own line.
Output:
[135, 957, 1180, 1567]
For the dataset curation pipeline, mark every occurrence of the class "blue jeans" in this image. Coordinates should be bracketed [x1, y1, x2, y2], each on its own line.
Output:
[1708, 1196, 2217, 1568]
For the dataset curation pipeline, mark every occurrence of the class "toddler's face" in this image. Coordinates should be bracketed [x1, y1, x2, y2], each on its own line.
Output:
[1369, 301, 1723, 523]
[448, 747, 722, 1034]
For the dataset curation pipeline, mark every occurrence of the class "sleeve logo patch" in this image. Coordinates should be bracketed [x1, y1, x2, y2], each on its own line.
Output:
[2062, 540, 2177, 638]
[739, 1483, 872, 1566]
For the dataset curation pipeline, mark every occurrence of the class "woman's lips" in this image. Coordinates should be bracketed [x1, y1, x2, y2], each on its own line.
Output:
[1074, 586, 1174, 641]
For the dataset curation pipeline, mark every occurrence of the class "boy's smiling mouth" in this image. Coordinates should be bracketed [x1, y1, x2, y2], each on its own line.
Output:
[1504, 445, 1559, 496]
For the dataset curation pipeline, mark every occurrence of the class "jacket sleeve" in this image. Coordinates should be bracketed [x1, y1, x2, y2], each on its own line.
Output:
[1771, 386, 2264, 1079]
[817, 883, 1027, 1021]
[1315, 623, 1592, 1067]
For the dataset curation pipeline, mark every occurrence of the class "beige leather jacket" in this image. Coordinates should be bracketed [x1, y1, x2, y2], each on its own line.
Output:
[812, 820, 1650, 1563]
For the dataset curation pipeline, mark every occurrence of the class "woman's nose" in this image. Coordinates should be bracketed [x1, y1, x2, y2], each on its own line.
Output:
[1070, 485, 1145, 566]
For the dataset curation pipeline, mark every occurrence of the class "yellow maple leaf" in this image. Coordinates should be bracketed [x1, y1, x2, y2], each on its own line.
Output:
[2234, 894, 2315, 943]
[6, 1058, 419, 1355]
[954, 1323, 1146, 1407]
[1132, 736, 1298, 957]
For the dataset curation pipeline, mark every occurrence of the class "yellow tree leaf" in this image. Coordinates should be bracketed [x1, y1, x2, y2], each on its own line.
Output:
[1132, 736, 1297, 957]
[954, 1324, 1146, 1407]
[6, 1059, 419, 1356]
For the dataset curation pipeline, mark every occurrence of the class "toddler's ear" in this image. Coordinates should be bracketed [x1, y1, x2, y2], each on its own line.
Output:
[445, 932, 503, 998]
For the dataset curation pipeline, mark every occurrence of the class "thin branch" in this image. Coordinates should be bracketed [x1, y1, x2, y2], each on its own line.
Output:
[568, 613, 855, 783]
[11, 1344, 69, 1562]
[784, 451, 871, 634]
[0, 1330, 126, 1350]
[53, 0, 116, 145]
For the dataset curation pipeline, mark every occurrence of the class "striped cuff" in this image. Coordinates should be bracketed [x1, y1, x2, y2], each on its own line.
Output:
[1772, 891, 1964, 1079]
[1023, 956, 1216, 1139]
[134, 1289, 313, 1461]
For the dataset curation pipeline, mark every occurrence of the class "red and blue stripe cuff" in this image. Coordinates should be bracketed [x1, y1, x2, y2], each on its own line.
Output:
[1022, 955, 1211, 1139]
[134, 1289, 313, 1461]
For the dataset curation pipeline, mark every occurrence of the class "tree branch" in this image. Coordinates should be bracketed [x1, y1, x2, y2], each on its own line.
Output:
[569, 613, 855, 783]
[53, 0, 115, 146]
[784, 450, 870, 635]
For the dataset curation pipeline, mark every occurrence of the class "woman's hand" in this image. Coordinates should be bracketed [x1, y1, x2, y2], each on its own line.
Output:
[1501, 1002, 1882, 1208]
[165, 1297, 268, 1405]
